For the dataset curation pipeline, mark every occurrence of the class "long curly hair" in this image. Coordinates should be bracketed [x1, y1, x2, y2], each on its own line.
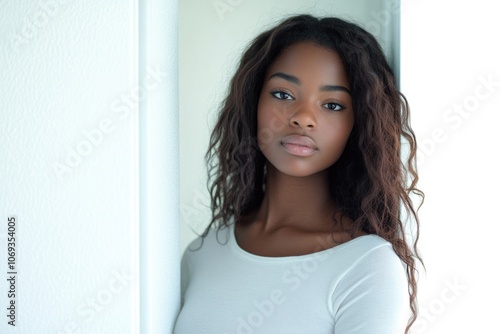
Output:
[201, 14, 424, 333]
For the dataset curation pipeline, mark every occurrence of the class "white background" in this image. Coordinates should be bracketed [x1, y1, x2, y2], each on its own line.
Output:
[401, 0, 500, 332]
[0, 1, 140, 333]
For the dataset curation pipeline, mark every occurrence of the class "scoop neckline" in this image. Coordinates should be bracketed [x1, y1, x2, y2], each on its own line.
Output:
[226, 217, 377, 263]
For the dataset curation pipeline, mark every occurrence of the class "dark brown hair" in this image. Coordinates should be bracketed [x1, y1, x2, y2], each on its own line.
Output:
[201, 14, 424, 333]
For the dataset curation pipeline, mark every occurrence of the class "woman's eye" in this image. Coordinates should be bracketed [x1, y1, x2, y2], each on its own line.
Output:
[271, 90, 293, 100]
[324, 102, 345, 111]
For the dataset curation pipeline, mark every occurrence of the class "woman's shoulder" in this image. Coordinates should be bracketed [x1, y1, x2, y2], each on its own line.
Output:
[330, 233, 394, 258]
[335, 234, 407, 285]
[345, 234, 403, 264]
[318, 233, 406, 286]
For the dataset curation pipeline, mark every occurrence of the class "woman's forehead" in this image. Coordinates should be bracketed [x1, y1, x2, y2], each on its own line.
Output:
[264, 41, 350, 88]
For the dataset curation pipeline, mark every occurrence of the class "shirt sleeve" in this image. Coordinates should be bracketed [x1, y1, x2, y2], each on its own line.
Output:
[329, 244, 410, 334]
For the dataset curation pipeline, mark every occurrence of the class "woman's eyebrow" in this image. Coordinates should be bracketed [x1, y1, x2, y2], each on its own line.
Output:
[268, 71, 351, 95]
[268, 72, 300, 85]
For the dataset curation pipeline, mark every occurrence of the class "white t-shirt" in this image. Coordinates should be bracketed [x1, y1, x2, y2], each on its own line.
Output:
[174, 218, 410, 334]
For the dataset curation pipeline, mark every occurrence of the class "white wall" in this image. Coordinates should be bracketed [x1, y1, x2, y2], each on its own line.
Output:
[0, 1, 179, 333]
[179, 0, 397, 254]
[138, 1, 180, 333]
[401, 0, 500, 332]
[0, 1, 139, 333]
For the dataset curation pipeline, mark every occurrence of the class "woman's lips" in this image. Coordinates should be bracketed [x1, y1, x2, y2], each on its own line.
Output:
[280, 134, 318, 156]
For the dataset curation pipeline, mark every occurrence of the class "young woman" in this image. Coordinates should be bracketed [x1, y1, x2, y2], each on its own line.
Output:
[174, 14, 424, 334]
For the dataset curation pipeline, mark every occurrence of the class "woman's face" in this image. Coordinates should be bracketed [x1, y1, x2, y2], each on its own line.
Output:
[257, 41, 354, 177]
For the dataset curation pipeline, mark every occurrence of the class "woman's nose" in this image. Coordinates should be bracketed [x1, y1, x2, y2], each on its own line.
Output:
[289, 103, 316, 129]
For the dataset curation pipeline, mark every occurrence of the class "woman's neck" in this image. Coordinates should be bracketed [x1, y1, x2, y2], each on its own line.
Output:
[251, 162, 338, 234]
